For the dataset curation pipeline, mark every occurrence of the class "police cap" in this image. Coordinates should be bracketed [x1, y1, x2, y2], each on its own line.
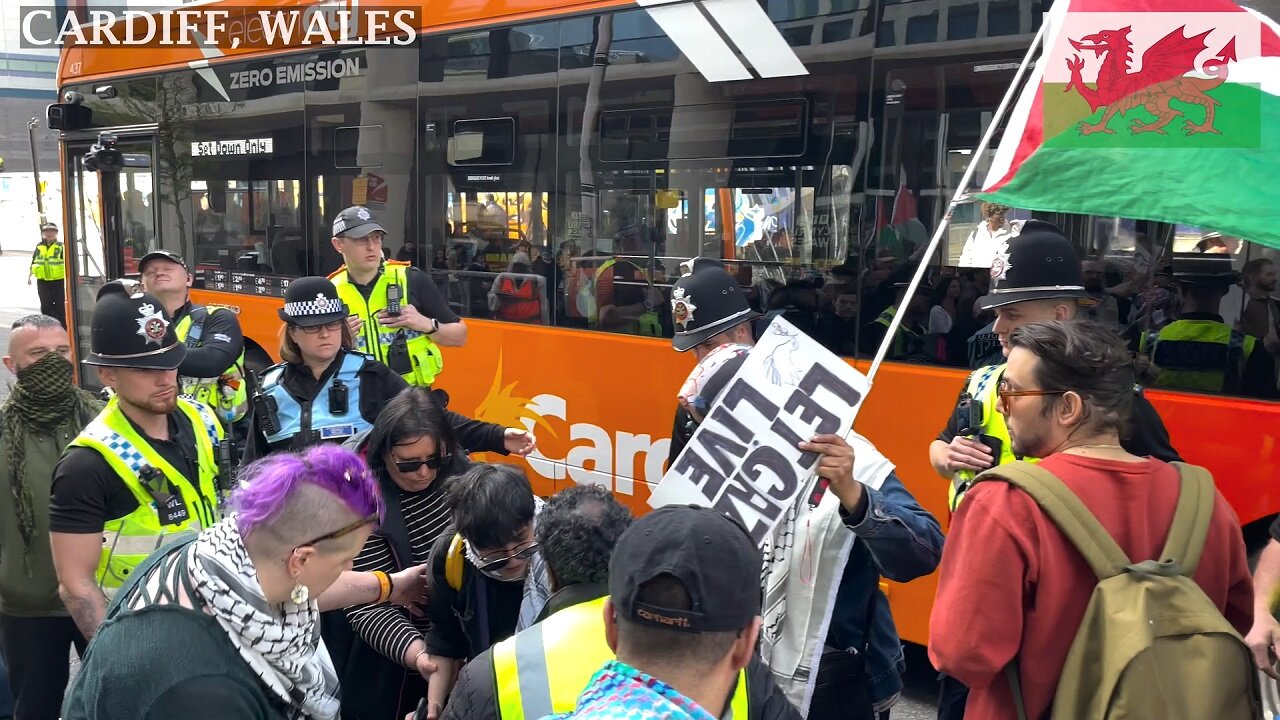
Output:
[1170, 252, 1240, 286]
[332, 206, 385, 239]
[976, 220, 1089, 311]
[84, 281, 187, 370]
[670, 258, 758, 352]
[278, 276, 348, 327]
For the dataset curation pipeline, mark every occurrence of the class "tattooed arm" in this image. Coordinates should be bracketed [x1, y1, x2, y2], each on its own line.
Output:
[51, 532, 108, 640]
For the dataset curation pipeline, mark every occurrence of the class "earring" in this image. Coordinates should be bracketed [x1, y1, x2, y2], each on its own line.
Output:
[290, 583, 310, 605]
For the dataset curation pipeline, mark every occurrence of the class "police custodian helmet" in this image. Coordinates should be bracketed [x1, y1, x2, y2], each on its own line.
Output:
[278, 276, 348, 327]
[84, 280, 187, 370]
[670, 258, 759, 352]
[976, 220, 1090, 311]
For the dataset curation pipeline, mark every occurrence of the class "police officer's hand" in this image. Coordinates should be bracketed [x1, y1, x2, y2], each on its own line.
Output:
[378, 302, 424, 330]
[347, 314, 364, 336]
[946, 436, 994, 472]
[1246, 613, 1280, 678]
[389, 563, 429, 616]
[504, 428, 536, 456]
[799, 433, 862, 513]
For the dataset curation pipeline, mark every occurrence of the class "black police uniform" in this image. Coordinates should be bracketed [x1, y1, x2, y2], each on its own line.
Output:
[665, 258, 759, 469]
[933, 221, 1179, 720]
[242, 276, 411, 463]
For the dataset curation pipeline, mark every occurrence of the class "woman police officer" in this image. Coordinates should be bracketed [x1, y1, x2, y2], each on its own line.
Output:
[242, 276, 533, 463]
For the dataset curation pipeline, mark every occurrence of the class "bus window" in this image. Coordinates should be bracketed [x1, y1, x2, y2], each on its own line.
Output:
[307, 46, 418, 277]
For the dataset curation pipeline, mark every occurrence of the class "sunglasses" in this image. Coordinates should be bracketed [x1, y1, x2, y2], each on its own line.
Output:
[467, 539, 539, 574]
[297, 513, 379, 548]
[393, 454, 453, 474]
[996, 379, 1066, 409]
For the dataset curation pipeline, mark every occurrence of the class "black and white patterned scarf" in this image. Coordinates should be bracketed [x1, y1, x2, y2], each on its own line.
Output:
[188, 517, 341, 720]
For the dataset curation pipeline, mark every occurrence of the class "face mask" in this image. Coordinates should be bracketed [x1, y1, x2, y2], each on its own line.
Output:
[16, 352, 74, 400]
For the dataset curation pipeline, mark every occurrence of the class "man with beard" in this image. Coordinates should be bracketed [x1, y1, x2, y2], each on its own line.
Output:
[49, 282, 224, 642]
[1077, 258, 1120, 326]
[0, 315, 102, 719]
[1241, 257, 1279, 358]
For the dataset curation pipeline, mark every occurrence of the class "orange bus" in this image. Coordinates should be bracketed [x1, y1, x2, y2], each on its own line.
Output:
[53, 0, 1280, 646]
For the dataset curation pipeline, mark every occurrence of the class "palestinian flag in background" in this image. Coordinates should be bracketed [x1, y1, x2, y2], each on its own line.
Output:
[978, 0, 1280, 249]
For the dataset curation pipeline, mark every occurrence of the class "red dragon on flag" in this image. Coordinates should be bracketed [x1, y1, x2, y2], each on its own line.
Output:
[1064, 24, 1238, 135]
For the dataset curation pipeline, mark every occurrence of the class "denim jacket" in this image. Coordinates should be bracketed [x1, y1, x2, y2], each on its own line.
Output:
[827, 470, 944, 705]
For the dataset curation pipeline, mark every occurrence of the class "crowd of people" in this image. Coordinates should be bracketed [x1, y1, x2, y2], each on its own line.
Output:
[1, 205, 1278, 720]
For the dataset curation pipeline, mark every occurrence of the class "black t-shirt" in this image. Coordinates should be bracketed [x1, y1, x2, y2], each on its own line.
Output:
[50, 413, 201, 534]
[172, 302, 246, 379]
[935, 367, 1182, 463]
[352, 265, 460, 325]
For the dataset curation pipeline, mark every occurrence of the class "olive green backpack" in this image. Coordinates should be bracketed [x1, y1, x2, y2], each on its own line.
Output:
[975, 461, 1261, 720]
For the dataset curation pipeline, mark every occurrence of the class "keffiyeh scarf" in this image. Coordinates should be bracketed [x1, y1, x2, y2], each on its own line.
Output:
[188, 517, 341, 720]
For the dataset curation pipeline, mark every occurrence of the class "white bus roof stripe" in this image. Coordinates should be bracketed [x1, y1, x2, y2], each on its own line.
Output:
[699, 0, 807, 79]
[638, 0, 752, 83]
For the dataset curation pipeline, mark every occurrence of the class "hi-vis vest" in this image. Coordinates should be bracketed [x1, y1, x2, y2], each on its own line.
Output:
[32, 242, 65, 281]
[175, 306, 248, 423]
[493, 596, 751, 720]
[260, 351, 370, 449]
[68, 397, 223, 593]
[329, 261, 444, 386]
[1140, 319, 1256, 394]
[949, 363, 1039, 512]
[873, 305, 923, 359]
[575, 259, 661, 337]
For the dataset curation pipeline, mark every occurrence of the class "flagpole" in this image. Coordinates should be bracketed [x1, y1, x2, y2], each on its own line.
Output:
[864, 13, 1054, 385]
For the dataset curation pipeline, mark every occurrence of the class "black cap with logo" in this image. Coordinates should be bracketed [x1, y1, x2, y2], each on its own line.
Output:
[332, 206, 386, 239]
[670, 258, 759, 352]
[138, 250, 189, 274]
[976, 220, 1089, 311]
[278, 276, 348, 327]
[608, 505, 761, 633]
[84, 281, 186, 370]
[1170, 252, 1240, 286]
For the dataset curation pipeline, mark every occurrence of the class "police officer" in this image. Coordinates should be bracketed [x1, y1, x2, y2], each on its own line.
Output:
[28, 223, 66, 327]
[137, 251, 249, 432]
[925, 221, 1181, 719]
[665, 258, 760, 469]
[1139, 253, 1278, 398]
[243, 276, 413, 461]
[48, 282, 224, 641]
[328, 206, 466, 387]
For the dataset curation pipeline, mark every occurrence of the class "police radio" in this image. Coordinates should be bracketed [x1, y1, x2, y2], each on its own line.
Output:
[329, 378, 349, 415]
[250, 371, 281, 437]
[385, 283, 402, 316]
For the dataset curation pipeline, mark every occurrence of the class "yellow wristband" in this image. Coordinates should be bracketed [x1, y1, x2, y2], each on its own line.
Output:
[373, 570, 391, 603]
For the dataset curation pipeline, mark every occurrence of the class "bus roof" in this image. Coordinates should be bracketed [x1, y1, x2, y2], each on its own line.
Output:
[57, 0, 633, 87]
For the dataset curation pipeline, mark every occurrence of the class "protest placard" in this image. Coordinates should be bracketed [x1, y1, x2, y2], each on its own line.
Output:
[648, 316, 871, 545]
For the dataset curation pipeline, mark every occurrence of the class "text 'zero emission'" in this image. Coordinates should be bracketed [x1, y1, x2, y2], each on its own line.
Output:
[229, 57, 360, 90]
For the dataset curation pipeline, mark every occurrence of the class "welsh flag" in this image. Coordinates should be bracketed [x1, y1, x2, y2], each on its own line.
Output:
[978, 0, 1280, 249]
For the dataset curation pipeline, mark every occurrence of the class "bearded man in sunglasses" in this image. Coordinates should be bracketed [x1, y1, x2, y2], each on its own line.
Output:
[421, 464, 544, 719]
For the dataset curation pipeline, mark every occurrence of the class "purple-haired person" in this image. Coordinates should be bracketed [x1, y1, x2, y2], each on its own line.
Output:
[62, 445, 430, 720]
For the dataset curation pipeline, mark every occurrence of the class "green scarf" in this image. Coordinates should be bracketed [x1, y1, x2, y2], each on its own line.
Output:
[2, 353, 102, 573]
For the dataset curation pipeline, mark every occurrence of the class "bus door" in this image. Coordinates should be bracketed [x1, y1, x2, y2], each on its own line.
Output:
[62, 131, 157, 389]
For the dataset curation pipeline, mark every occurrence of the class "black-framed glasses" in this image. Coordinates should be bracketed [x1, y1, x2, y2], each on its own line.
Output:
[996, 379, 1066, 408]
[298, 320, 343, 335]
[468, 539, 539, 573]
[297, 513, 379, 548]
[393, 454, 453, 474]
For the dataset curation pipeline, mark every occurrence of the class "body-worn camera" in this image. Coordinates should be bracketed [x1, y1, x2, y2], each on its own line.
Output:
[329, 378, 349, 415]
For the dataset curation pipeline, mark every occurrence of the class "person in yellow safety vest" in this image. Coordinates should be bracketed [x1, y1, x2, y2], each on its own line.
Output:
[48, 282, 224, 642]
[538, 506, 772, 720]
[865, 281, 931, 361]
[1138, 253, 1279, 399]
[137, 251, 249, 429]
[924, 220, 1181, 720]
[437, 485, 801, 720]
[328, 206, 466, 387]
[28, 222, 67, 327]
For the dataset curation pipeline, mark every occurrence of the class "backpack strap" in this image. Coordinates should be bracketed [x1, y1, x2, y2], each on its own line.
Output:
[1159, 462, 1216, 576]
[974, 460, 1131, 580]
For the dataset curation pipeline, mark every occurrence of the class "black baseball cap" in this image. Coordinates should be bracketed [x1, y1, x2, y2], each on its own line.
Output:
[670, 258, 759, 352]
[976, 220, 1089, 311]
[138, 250, 189, 274]
[609, 505, 761, 633]
[333, 206, 385, 238]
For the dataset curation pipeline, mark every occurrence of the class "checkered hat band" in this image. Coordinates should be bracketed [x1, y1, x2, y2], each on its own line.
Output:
[285, 297, 344, 317]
